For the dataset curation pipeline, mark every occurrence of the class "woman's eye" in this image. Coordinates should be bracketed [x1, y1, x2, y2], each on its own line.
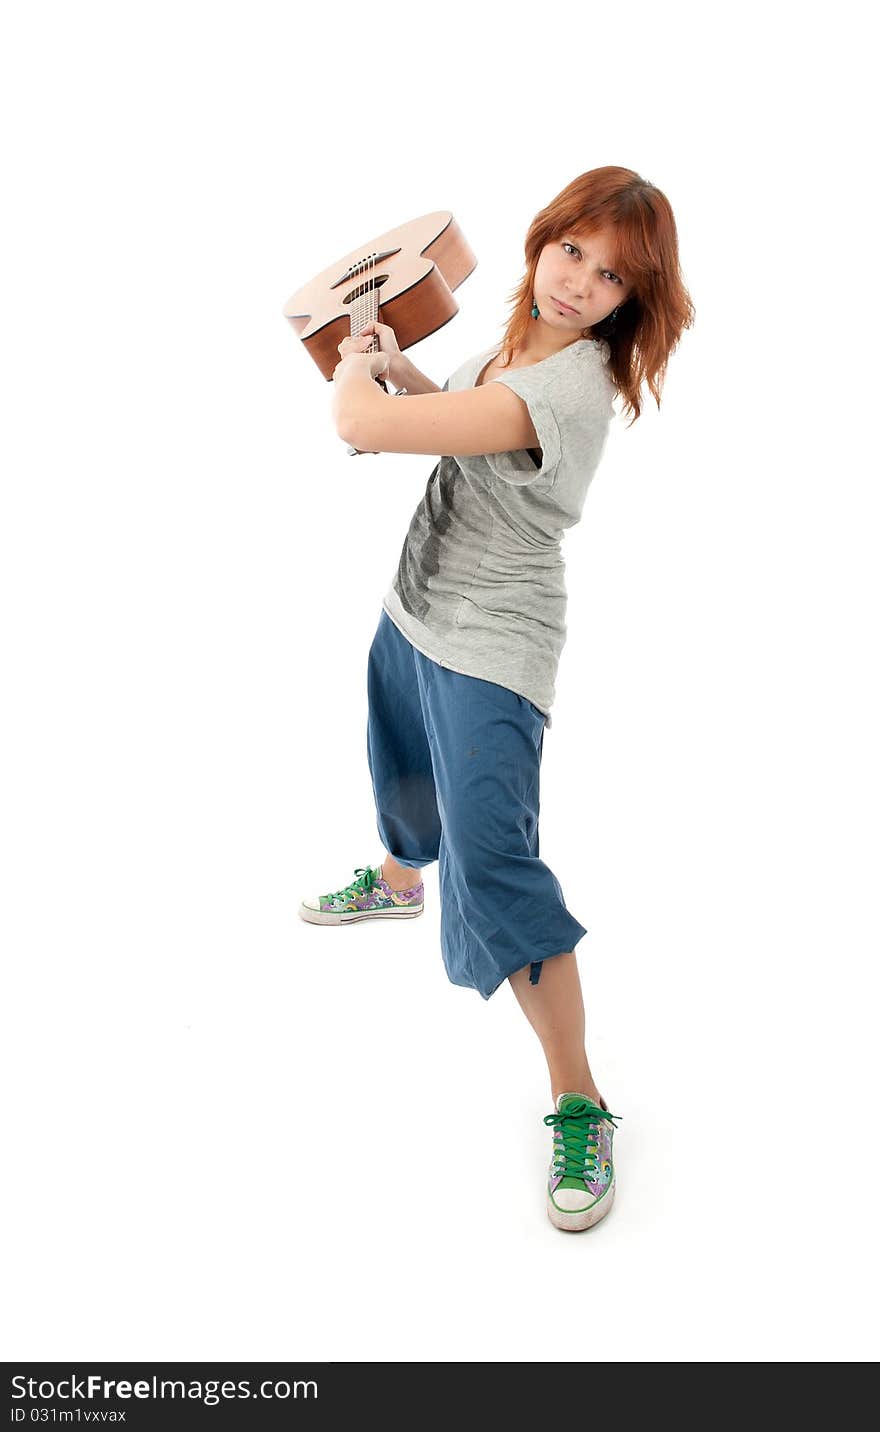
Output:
[563, 243, 622, 284]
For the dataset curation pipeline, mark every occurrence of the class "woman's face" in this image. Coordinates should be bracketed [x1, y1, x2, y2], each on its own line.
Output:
[533, 225, 632, 333]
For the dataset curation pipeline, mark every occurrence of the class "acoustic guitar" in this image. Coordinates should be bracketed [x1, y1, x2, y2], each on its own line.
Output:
[282, 210, 477, 454]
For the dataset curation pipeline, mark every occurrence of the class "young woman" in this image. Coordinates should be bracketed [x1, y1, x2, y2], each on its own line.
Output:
[299, 166, 694, 1232]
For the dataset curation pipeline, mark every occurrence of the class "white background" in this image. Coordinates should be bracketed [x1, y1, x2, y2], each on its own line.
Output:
[2, 0, 877, 1364]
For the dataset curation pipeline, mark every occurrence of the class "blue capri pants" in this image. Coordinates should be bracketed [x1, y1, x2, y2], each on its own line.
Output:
[366, 608, 588, 1000]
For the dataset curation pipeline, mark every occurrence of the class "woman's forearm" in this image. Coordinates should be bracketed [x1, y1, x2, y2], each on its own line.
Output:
[331, 363, 387, 439]
[388, 354, 442, 395]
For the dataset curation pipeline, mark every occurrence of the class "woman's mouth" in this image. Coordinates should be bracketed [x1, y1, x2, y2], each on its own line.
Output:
[552, 297, 578, 314]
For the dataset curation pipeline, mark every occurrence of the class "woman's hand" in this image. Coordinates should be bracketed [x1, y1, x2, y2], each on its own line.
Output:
[332, 324, 401, 451]
[332, 350, 391, 384]
[331, 351, 389, 452]
[336, 321, 402, 384]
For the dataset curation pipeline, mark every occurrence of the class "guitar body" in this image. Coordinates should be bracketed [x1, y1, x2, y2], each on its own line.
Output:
[282, 210, 477, 381]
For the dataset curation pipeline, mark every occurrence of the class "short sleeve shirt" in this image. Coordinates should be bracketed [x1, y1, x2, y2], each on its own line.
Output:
[382, 336, 615, 729]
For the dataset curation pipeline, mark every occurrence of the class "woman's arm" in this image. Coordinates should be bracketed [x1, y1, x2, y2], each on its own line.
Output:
[341, 381, 540, 458]
[331, 351, 539, 458]
[388, 354, 442, 395]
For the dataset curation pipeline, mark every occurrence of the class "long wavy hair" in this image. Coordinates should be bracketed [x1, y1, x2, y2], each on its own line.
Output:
[494, 167, 695, 427]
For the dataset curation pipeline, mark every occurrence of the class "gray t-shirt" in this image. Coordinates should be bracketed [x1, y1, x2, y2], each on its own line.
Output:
[382, 336, 615, 730]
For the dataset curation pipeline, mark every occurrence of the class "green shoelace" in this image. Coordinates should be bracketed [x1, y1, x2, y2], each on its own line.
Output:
[322, 865, 382, 905]
[543, 1097, 622, 1190]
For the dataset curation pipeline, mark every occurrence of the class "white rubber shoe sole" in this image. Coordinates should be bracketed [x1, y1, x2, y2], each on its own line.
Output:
[547, 1178, 616, 1232]
[298, 899, 424, 926]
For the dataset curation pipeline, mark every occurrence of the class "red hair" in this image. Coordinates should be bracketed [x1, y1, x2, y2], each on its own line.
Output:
[494, 166, 695, 427]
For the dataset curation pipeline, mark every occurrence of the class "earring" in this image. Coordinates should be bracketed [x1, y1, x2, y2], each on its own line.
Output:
[531, 302, 539, 319]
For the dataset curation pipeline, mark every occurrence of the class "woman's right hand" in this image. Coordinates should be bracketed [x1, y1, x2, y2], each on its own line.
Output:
[337, 321, 403, 384]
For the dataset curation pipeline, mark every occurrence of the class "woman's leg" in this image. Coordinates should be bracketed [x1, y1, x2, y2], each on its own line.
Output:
[367, 612, 442, 874]
[508, 951, 603, 1107]
[381, 852, 423, 890]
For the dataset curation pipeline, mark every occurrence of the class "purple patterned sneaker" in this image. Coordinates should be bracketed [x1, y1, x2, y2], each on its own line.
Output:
[544, 1092, 622, 1232]
[298, 863, 424, 926]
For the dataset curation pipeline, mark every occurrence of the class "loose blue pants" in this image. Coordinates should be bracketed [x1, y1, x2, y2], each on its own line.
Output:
[366, 608, 588, 1000]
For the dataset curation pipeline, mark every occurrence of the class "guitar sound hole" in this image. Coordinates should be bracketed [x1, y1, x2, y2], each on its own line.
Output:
[342, 274, 391, 305]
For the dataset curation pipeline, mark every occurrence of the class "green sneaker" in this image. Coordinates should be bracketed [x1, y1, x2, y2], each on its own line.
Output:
[298, 863, 424, 925]
[544, 1092, 622, 1232]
